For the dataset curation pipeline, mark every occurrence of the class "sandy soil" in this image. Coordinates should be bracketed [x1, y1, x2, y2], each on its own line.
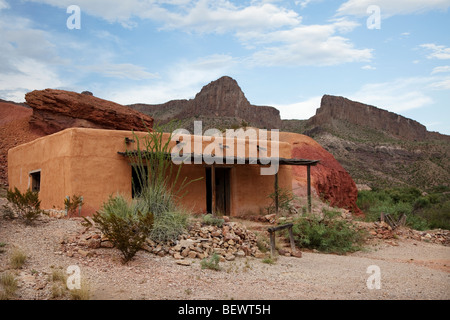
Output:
[0, 206, 449, 301]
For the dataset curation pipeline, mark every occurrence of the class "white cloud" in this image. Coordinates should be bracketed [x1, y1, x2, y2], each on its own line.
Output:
[347, 77, 437, 113]
[420, 43, 450, 60]
[0, 59, 66, 101]
[428, 78, 450, 90]
[0, 8, 158, 101]
[337, 0, 450, 17]
[0, 0, 9, 10]
[26, 0, 301, 32]
[274, 96, 322, 120]
[240, 20, 372, 67]
[362, 65, 376, 70]
[85, 63, 159, 80]
[295, 0, 322, 9]
[156, 1, 301, 33]
[107, 54, 237, 105]
[431, 66, 450, 74]
[0, 13, 68, 101]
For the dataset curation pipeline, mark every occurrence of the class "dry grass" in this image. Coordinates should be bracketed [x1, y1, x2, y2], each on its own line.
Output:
[10, 249, 27, 269]
[0, 272, 18, 300]
[69, 280, 91, 300]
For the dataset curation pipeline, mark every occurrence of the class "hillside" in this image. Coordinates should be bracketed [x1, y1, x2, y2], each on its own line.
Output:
[282, 95, 450, 190]
[130, 78, 449, 191]
[0, 101, 42, 186]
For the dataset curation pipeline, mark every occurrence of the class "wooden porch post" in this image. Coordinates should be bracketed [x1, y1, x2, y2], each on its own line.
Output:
[307, 164, 312, 213]
[274, 171, 279, 214]
[211, 164, 216, 215]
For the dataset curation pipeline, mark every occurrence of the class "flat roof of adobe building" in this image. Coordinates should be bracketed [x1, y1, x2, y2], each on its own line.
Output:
[8, 127, 319, 166]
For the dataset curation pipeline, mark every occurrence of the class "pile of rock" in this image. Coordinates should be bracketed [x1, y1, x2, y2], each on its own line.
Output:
[165, 221, 266, 262]
[60, 219, 269, 262]
[238, 213, 277, 224]
[396, 228, 450, 246]
[356, 220, 450, 246]
[366, 221, 396, 240]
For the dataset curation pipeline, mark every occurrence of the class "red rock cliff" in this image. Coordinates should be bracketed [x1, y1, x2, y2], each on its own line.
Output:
[279, 132, 362, 215]
[26, 89, 154, 135]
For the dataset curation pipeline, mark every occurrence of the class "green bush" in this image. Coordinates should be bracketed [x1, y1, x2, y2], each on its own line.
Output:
[357, 186, 449, 230]
[202, 214, 224, 227]
[200, 253, 221, 271]
[149, 210, 189, 243]
[92, 195, 154, 263]
[125, 124, 198, 243]
[6, 187, 43, 224]
[290, 212, 366, 255]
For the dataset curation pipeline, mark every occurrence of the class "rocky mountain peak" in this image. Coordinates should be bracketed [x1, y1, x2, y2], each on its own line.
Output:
[192, 76, 251, 115]
[130, 76, 282, 129]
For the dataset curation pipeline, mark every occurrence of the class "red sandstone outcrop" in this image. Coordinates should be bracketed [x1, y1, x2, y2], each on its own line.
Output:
[279, 132, 362, 215]
[26, 89, 154, 135]
[129, 76, 282, 129]
[0, 102, 42, 185]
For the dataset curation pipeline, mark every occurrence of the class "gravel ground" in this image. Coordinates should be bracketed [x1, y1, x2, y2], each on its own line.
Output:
[0, 209, 449, 300]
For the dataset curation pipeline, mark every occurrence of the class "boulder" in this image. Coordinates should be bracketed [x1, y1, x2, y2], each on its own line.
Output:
[25, 89, 154, 135]
[279, 132, 363, 215]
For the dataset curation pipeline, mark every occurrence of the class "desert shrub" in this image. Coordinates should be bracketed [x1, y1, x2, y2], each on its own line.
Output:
[266, 187, 298, 215]
[6, 187, 43, 224]
[357, 187, 449, 230]
[262, 257, 276, 265]
[10, 249, 27, 269]
[149, 209, 189, 243]
[0, 242, 6, 254]
[64, 194, 84, 217]
[290, 211, 366, 255]
[202, 214, 224, 227]
[125, 123, 199, 242]
[255, 233, 270, 253]
[0, 272, 18, 300]
[92, 195, 154, 263]
[201, 253, 221, 271]
[69, 280, 90, 300]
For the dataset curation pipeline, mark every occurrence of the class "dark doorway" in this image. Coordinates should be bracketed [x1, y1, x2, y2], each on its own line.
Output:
[131, 165, 148, 198]
[30, 171, 41, 192]
[205, 167, 231, 216]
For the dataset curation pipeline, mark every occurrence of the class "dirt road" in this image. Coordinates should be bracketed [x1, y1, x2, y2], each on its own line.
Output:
[0, 213, 449, 300]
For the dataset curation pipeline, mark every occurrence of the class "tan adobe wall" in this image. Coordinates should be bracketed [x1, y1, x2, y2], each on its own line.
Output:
[8, 128, 293, 217]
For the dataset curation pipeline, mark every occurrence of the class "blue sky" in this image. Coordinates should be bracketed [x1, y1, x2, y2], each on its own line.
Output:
[1, 0, 449, 134]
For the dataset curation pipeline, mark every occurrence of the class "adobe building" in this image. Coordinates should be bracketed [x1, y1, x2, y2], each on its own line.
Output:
[7, 127, 318, 217]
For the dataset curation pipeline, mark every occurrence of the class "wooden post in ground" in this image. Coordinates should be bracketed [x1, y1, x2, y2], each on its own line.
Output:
[307, 164, 312, 213]
[274, 171, 279, 214]
[211, 164, 216, 215]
